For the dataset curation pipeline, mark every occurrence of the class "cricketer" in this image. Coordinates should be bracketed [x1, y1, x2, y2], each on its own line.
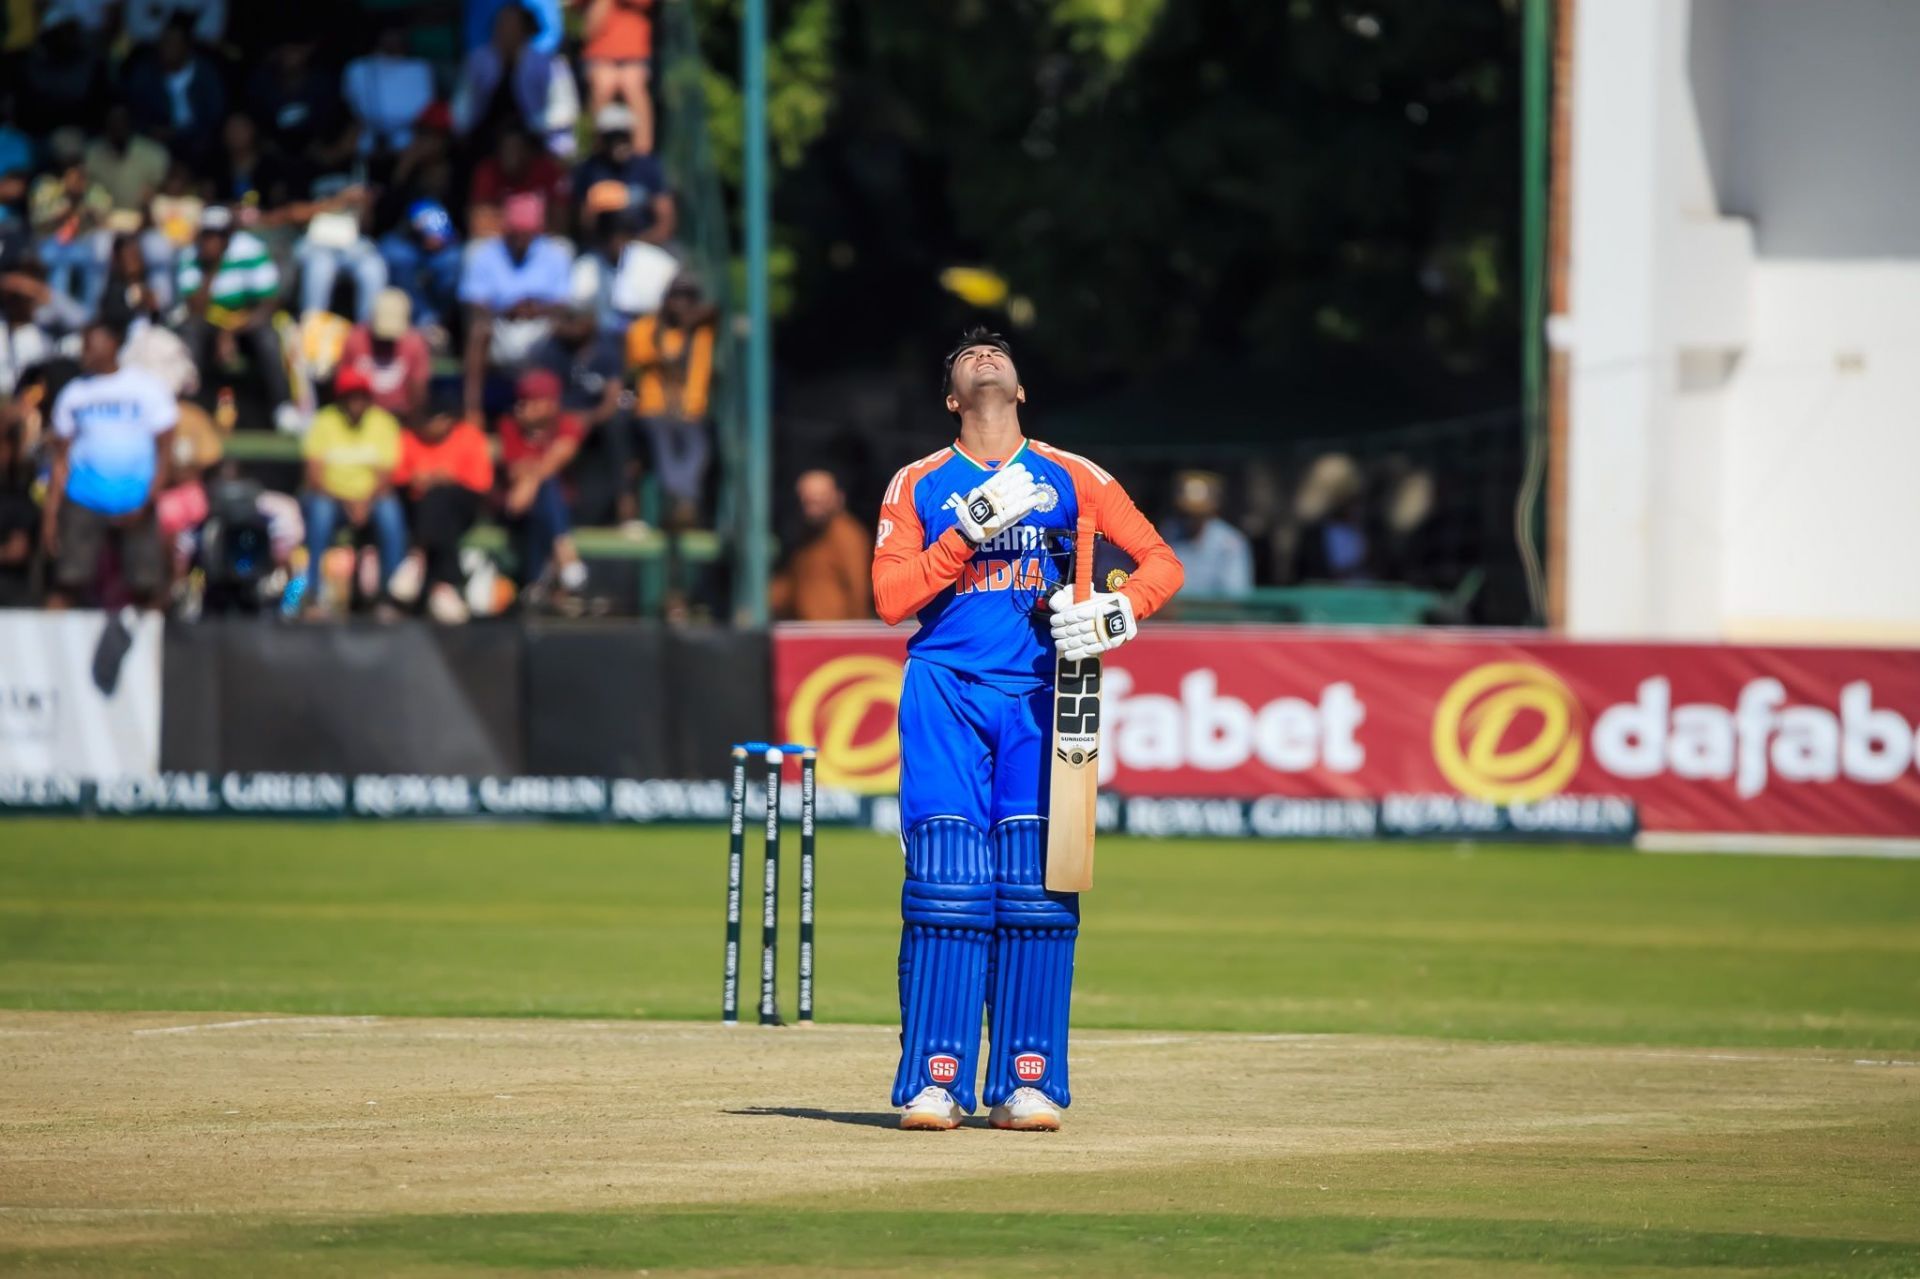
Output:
[871, 329, 1185, 1131]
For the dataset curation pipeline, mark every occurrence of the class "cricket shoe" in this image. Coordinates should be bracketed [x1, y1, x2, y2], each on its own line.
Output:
[988, 1087, 1062, 1132]
[899, 1086, 966, 1131]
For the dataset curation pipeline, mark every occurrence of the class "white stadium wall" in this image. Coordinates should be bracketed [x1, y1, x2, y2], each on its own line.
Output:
[1563, 0, 1920, 644]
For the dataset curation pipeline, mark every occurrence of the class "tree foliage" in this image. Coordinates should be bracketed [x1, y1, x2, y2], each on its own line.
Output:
[694, 0, 1521, 400]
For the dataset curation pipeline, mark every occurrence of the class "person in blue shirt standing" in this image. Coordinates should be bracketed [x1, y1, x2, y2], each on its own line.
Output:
[42, 319, 179, 610]
[872, 330, 1184, 1131]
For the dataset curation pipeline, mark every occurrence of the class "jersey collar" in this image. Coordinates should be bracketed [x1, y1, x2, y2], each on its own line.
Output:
[950, 437, 1029, 473]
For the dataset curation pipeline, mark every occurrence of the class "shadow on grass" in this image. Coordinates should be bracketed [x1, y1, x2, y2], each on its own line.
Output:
[725, 1105, 899, 1128]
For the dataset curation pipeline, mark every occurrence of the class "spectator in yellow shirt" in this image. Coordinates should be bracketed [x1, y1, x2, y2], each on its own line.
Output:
[626, 277, 715, 527]
[301, 365, 408, 605]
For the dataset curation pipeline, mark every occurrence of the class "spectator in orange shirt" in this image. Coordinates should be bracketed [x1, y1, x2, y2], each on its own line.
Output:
[577, 0, 654, 154]
[772, 469, 873, 621]
[626, 276, 715, 527]
[391, 411, 495, 622]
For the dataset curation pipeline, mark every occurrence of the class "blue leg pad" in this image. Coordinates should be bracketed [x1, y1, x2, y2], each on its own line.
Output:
[983, 817, 1080, 1108]
[891, 817, 993, 1111]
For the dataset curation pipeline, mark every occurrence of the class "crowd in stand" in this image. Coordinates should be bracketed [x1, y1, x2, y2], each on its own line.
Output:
[0, 0, 722, 622]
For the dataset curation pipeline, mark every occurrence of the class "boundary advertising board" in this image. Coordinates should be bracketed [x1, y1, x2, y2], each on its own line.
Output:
[774, 624, 1920, 839]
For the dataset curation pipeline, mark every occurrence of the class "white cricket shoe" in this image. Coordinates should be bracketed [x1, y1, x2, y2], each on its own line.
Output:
[988, 1087, 1062, 1132]
[899, 1086, 965, 1131]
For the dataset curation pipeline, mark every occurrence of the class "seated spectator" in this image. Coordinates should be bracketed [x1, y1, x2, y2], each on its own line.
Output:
[576, 0, 655, 154]
[0, 398, 38, 605]
[460, 192, 573, 418]
[626, 277, 715, 527]
[177, 206, 301, 433]
[148, 163, 207, 256]
[533, 304, 626, 523]
[85, 106, 173, 225]
[453, 2, 578, 160]
[390, 411, 494, 623]
[497, 367, 588, 599]
[470, 128, 571, 237]
[0, 93, 32, 232]
[293, 187, 389, 325]
[771, 469, 872, 621]
[155, 399, 224, 580]
[1, 266, 83, 397]
[1164, 470, 1253, 598]
[125, 17, 229, 169]
[573, 105, 674, 245]
[574, 210, 677, 347]
[101, 233, 175, 329]
[119, 297, 201, 404]
[125, 0, 228, 48]
[207, 113, 310, 218]
[1371, 461, 1443, 587]
[29, 131, 115, 312]
[21, 13, 109, 136]
[344, 25, 439, 160]
[464, 0, 564, 55]
[339, 288, 431, 421]
[41, 320, 179, 611]
[378, 200, 463, 336]
[1290, 453, 1372, 583]
[300, 365, 406, 607]
[249, 40, 354, 179]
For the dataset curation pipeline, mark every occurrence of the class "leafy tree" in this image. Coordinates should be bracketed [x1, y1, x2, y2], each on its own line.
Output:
[692, 0, 1519, 402]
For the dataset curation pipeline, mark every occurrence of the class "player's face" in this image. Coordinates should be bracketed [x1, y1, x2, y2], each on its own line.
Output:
[948, 345, 1023, 414]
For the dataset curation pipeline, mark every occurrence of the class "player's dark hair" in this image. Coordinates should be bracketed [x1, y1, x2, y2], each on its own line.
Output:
[942, 327, 1014, 399]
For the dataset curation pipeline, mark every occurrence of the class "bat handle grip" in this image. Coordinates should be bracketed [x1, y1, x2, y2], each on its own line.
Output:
[1074, 515, 1095, 605]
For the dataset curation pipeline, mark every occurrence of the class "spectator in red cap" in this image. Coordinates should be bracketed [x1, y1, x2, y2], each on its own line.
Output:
[497, 365, 589, 602]
[299, 364, 408, 611]
[460, 189, 574, 419]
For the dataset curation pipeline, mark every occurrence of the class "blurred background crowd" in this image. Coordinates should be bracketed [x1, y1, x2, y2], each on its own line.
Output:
[0, 1, 1525, 628]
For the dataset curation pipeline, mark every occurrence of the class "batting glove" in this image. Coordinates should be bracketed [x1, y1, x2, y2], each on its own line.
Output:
[1048, 586, 1138, 662]
[954, 462, 1045, 545]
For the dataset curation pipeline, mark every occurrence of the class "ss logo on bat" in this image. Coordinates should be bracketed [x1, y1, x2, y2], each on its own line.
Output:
[1055, 660, 1102, 751]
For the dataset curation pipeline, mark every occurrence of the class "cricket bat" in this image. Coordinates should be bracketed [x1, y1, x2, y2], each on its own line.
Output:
[1045, 515, 1101, 892]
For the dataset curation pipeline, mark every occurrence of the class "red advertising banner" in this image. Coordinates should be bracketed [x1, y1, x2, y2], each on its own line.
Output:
[773, 624, 1920, 838]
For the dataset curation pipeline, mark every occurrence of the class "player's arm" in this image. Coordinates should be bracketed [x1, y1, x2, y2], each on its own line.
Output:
[871, 484, 972, 626]
[1093, 478, 1184, 620]
[1049, 471, 1184, 661]
[872, 461, 1045, 625]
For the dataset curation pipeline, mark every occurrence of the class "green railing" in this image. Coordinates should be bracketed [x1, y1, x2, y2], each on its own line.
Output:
[656, 0, 747, 597]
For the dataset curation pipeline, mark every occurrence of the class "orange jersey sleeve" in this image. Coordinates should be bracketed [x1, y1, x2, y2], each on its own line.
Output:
[1032, 442, 1184, 620]
[871, 449, 974, 626]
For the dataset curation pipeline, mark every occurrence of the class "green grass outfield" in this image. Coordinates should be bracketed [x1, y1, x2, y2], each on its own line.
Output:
[3, 819, 1919, 1276]
[4, 820, 1918, 1047]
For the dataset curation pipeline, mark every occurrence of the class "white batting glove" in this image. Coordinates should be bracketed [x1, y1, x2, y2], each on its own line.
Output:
[953, 462, 1044, 544]
[1048, 586, 1138, 662]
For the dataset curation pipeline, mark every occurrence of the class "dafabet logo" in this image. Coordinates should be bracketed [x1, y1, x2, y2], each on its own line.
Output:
[1430, 663, 1585, 803]
[784, 655, 904, 793]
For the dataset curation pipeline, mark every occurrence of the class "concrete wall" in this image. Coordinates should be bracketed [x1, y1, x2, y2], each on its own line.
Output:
[1564, 0, 1920, 643]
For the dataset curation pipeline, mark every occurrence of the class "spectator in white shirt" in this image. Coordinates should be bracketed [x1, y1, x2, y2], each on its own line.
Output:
[344, 26, 438, 158]
[125, 0, 226, 47]
[41, 0, 120, 36]
[42, 319, 180, 611]
[1165, 470, 1255, 599]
